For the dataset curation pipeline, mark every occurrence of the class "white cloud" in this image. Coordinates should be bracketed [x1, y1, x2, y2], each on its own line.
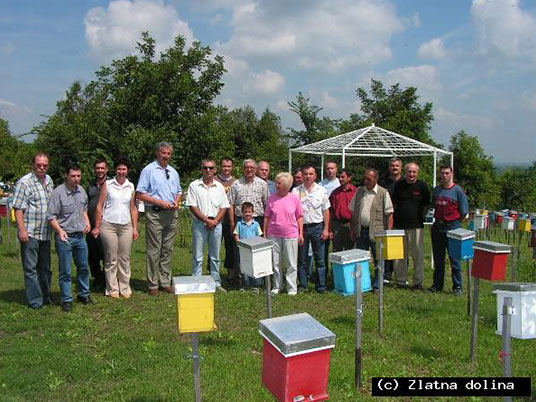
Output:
[244, 69, 285, 95]
[84, 0, 195, 64]
[471, 0, 536, 62]
[0, 98, 16, 108]
[418, 38, 447, 59]
[436, 106, 496, 131]
[384, 65, 441, 94]
[0, 98, 35, 134]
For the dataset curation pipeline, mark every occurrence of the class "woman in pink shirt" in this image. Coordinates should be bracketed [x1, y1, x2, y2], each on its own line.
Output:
[264, 172, 304, 295]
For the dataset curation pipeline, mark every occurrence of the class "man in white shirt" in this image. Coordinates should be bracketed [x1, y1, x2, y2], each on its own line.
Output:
[257, 160, 276, 195]
[292, 165, 330, 293]
[186, 158, 230, 291]
[319, 160, 340, 196]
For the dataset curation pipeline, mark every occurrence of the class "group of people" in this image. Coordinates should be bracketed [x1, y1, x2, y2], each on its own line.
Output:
[13, 141, 469, 312]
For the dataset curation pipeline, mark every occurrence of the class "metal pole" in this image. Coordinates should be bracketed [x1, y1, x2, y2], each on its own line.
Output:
[7, 203, 11, 254]
[288, 149, 292, 173]
[466, 260, 472, 316]
[320, 154, 325, 180]
[192, 333, 201, 402]
[354, 264, 362, 389]
[264, 275, 272, 319]
[469, 278, 479, 361]
[378, 240, 384, 337]
[501, 296, 513, 402]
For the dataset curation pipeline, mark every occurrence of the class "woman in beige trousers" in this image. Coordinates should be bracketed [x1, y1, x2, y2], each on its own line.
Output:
[92, 158, 139, 298]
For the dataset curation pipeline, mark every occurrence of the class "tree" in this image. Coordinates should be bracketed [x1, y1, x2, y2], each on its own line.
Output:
[0, 118, 35, 182]
[449, 130, 499, 209]
[497, 162, 536, 211]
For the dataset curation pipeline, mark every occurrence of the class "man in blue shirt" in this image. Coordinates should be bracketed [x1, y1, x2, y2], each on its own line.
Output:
[136, 142, 182, 296]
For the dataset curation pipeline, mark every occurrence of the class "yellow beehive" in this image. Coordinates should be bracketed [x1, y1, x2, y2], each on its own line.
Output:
[518, 218, 531, 232]
[375, 230, 405, 261]
[173, 276, 217, 333]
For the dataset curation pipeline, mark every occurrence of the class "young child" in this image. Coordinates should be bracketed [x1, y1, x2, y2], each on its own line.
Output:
[233, 202, 263, 291]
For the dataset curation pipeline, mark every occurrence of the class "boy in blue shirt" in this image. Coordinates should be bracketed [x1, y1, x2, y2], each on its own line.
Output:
[234, 202, 263, 291]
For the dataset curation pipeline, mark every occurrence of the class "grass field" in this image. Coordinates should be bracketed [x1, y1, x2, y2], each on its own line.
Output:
[0, 215, 535, 402]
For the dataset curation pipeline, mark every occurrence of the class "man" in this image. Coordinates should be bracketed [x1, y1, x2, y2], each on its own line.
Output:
[48, 163, 92, 312]
[228, 159, 269, 288]
[292, 165, 330, 293]
[136, 142, 182, 296]
[379, 157, 402, 284]
[12, 152, 54, 309]
[392, 163, 431, 289]
[186, 159, 229, 291]
[349, 168, 394, 290]
[86, 157, 108, 290]
[429, 165, 469, 295]
[329, 169, 357, 252]
[214, 157, 237, 284]
[319, 160, 340, 197]
[291, 168, 303, 190]
[257, 160, 276, 195]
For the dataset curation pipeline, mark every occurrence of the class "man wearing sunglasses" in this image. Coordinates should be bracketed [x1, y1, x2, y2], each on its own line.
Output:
[186, 159, 230, 291]
[136, 142, 182, 296]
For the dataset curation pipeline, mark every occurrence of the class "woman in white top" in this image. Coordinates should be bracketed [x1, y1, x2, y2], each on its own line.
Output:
[92, 158, 139, 298]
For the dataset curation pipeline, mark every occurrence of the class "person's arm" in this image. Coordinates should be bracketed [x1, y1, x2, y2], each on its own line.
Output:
[82, 212, 91, 234]
[14, 209, 29, 243]
[297, 216, 304, 245]
[130, 192, 139, 240]
[349, 192, 357, 243]
[173, 193, 182, 211]
[387, 213, 394, 230]
[214, 207, 227, 226]
[263, 215, 270, 236]
[135, 192, 174, 210]
[91, 183, 107, 238]
[49, 218, 68, 242]
[228, 204, 236, 235]
[321, 209, 330, 240]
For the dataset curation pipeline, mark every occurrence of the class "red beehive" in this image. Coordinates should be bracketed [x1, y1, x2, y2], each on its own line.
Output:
[472, 241, 511, 281]
[259, 313, 336, 402]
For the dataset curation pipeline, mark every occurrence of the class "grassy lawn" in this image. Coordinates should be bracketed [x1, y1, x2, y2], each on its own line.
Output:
[0, 215, 535, 401]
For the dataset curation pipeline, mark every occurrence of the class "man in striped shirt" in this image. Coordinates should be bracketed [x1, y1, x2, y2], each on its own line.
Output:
[12, 152, 54, 309]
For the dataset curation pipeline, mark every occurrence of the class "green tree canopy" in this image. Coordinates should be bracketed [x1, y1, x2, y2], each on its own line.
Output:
[0, 118, 35, 182]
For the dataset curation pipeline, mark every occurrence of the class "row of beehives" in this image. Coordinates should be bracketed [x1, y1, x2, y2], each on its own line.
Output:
[471, 210, 536, 231]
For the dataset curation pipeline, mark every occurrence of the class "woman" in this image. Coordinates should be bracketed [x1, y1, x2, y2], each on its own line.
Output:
[92, 158, 138, 298]
[263, 172, 303, 295]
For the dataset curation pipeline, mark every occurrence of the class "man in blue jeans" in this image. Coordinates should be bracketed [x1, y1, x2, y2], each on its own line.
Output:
[48, 163, 92, 311]
[12, 152, 54, 309]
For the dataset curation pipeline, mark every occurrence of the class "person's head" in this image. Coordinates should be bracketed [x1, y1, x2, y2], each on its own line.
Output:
[93, 157, 108, 180]
[257, 161, 270, 181]
[201, 158, 216, 181]
[293, 168, 303, 187]
[220, 157, 234, 177]
[325, 161, 338, 180]
[114, 157, 130, 180]
[404, 162, 419, 184]
[302, 165, 317, 187]
[439, 165, 454, 187]
[64, 162, 82, 188]
[156, 142, 173, 167]
[338, 168, 352, 187]
[388, 157, 402, 179]
[241, 201, 254, 221]
[274, 172, 293, 196]
[32, 152, 49, 179]
[242, 159, 257, 181]
[363, 168, 378, 191]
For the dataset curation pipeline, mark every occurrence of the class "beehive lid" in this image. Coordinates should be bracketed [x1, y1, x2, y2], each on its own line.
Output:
[473, 241, 511, 254]
[237, 236, 274, 250]
[374, 229, 405, 238]
[447, 228, 476, 240]
[493, 282, 536, 292]
[329, 249, 370, 264]
[259, 313, 336, 357]
[173, 275, 216, 294]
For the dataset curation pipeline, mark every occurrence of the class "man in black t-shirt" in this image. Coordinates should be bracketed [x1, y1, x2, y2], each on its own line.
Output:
[392, 162, 431, 289]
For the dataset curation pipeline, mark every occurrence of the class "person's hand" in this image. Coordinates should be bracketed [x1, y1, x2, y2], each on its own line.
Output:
[57, 229, 69, 242]
[205, 218, 217, 230]
[83, 223, 91, 235]
[91, 227, 100, 238]
[321, 228, 330, 241]
[17, 228, 29, 243]
[329, 231, 334, 240]
[350, 231, 356, 243]
[132, 227, 139, 240]
[298, 235, 304, 246]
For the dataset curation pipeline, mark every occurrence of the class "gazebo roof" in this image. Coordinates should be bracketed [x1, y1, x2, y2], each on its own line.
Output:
[291, 124, 451, 158]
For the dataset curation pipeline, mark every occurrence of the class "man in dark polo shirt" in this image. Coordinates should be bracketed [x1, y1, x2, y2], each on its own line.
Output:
[392, 162, 431, 289]
[329, 169, 356, 252]
[48, 162, 92, 312]
[86, 157, 108, 290]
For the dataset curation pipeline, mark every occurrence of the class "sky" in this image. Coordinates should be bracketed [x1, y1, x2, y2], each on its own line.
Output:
[1, 0, 535, 164]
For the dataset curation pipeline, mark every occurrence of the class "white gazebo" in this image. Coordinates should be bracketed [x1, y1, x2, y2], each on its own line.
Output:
[288, 124, 453, 187]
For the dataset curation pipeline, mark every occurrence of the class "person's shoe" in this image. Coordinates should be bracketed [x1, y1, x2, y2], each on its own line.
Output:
[383, 278, 391, 285]
[148, 288, 159, 296]
[427, 286, 440, 293]
[250, 287, 259, 294]
[216, 285, 227, 293]
[43, 297, 55, 306]
[453, 287, 463, 296]
[411, 284, 423, 291]
[77, 295, 95, 305]
[396, 281, 410, 288]
[121, 293, 131, 299]
[30, 304, 43, 310]
[287, 290, 297, 296]
[162, 286, 174, 294]
[239, 287, 246, 292]
[315, 287, 326, 294]
[109, 293, 120, 299]
[61, 301, 72, 312]
[271, 288, 280, 295]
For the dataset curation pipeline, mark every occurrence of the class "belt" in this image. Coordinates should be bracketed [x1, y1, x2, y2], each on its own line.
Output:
[304, 222, 323, 227]
[435, 219, 458, 225]
[66, 231, 83, 236]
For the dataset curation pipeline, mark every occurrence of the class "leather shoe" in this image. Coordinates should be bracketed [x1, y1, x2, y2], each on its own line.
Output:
[162, 286, 174, 294]
[77, 295, 95, 305]
[148, 288, 159, 296]
[62, 301, 72, 312]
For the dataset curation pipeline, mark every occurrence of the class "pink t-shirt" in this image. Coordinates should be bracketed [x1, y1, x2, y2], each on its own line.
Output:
[265, 193, 303, 238]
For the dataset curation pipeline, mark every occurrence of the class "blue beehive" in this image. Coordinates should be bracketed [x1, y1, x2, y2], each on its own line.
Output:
[329, 249, 371, 296]
[447, 228, 476, 260]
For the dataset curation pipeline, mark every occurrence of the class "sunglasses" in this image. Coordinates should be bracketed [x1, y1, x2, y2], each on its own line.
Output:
[202, 166, 216, 170]
[165, 169, 170, 180]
